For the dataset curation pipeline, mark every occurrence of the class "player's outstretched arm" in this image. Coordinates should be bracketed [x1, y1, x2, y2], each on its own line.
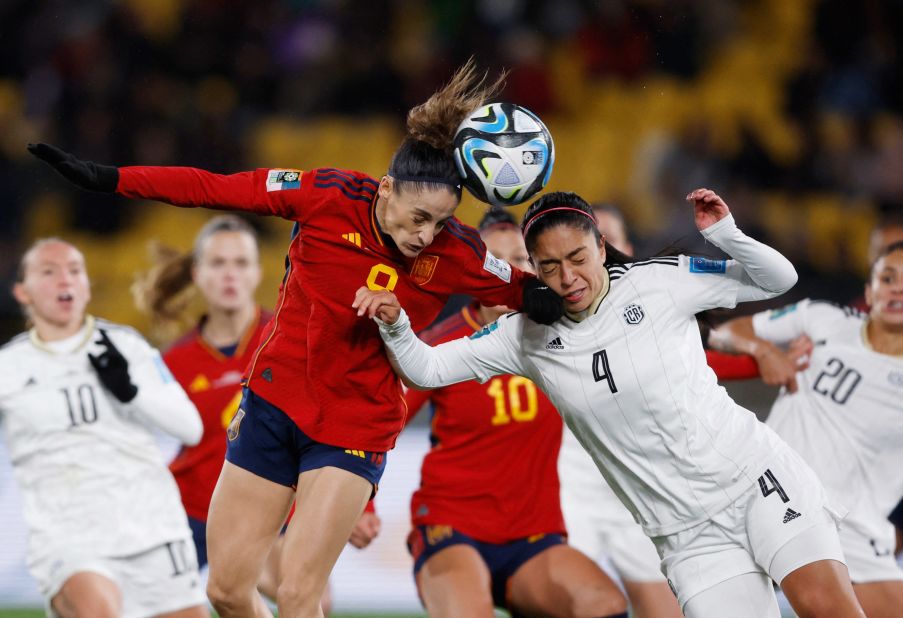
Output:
[688, 187, 797, 300]
[28, 142, 303, 219]
[709, 317, 811, 393]
[355, 287, 523, 389]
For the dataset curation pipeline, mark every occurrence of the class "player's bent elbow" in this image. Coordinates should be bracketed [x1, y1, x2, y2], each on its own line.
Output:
[183, 415, 203, 446]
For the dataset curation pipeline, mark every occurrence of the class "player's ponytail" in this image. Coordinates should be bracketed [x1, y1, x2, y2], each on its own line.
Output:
[389, 59, 506, 197]
[133, 215, 258, 335]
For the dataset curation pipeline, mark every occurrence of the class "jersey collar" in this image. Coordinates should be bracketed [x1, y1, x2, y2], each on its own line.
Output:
[196, 306, 263, 361]
[29, 315, 96, 355]
[564, 268, 611, 323]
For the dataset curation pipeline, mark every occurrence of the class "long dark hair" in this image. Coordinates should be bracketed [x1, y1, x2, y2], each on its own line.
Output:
[388, 58, 505, 199]
[521, 191, 635, 266]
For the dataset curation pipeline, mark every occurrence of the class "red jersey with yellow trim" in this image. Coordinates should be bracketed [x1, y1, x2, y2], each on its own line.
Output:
[405, 304, 565, 544]
[117, 166, 527, 451]
[165, 308, 272, 521]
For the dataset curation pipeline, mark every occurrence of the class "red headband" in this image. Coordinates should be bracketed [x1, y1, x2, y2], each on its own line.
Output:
[522, 206, 597, 237]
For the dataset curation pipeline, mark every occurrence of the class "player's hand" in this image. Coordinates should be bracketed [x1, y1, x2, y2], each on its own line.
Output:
[786, 335, 813, 372]
[88, 329, 139, 402]
[348, 511, 382, 549]
[751, 340, 801, 393]
[27, 143, 119, 192]
[353, 286, 401, 323]
[687, 188, 730, 231]
[522, 277, 563, 325]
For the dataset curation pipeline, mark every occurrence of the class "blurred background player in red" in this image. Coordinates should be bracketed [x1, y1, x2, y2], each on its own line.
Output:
[29, 61, 531, 618]
[403, 207, 627, 618]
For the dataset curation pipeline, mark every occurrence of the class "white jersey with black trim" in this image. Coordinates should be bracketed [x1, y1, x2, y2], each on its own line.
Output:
[0, 318, 202, 562]
[381, 213, 803, 536]
[752, 300, 903, 541]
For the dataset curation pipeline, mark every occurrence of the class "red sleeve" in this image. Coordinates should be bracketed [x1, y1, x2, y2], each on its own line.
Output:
[705, 350, 760, 380]
[117, 166, 310, 220]
[364, 499, 376, 514]
[441, 219, 531, 310]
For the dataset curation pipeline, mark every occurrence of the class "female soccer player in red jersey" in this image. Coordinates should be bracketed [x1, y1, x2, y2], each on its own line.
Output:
[404, 207, 627, 617]
[135, 216, 270, 571]
[29, 62, 529, 618]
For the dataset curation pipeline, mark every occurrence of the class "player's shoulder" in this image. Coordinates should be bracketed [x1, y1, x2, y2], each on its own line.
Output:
[608, 255, 682, 281]
[434, 217, 486, 261]
[0, 331, 31, 357]
[307, 168, 379, 204]
[162, 328, 200, 358]
[94, 318, 147, 342]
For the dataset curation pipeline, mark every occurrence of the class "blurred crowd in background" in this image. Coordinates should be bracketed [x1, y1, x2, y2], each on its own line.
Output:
[2, 0, 903, 341]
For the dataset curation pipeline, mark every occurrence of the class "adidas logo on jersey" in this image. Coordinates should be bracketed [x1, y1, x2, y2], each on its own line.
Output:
[783, 508, 801, 523]
[546, 337, 564, 350]
[342, 232, 362, 247]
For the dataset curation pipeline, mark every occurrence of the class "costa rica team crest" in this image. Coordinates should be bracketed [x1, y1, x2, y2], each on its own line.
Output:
[411, 254, 440, 285]
[623, 303, 645, 325]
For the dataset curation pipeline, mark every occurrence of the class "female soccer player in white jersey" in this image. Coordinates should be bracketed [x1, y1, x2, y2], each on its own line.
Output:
[0, 239, 207, 618]
[710, 240, 903, 617]
[355, 189, 867, 618]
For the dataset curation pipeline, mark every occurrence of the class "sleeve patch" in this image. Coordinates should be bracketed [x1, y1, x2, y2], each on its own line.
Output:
[767, 303, 798, 320]
[469, 321, 499, 339]
[266, 169, 302, 192]
[483, 250, 512, 283]
[689, 257, 727, 273]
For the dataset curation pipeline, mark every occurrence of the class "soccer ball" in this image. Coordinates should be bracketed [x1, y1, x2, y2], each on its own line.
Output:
[453, 102, 554, 207]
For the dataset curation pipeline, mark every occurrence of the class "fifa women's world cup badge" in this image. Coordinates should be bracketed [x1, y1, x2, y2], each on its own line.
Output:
[227, 408, 246, 441]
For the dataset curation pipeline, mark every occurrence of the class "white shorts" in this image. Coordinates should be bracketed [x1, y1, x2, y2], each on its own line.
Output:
[32, 538, 205, 618]
[559, 429, 664, 582]
[839, 520, 903, 583]
[651, 448, 845, 610]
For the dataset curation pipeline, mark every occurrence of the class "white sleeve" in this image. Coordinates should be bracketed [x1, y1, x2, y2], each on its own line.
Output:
[751, 299, 844, 345]
[377, 309, 527, 388]
[111, 331, 203, 446]
[671, 214, 798, 314]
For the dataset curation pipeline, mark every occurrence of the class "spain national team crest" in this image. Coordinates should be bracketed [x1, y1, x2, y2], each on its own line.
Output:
[411, 254, 439, 285]
[227, 408, 246, 441]
[623, 303, 645, 325]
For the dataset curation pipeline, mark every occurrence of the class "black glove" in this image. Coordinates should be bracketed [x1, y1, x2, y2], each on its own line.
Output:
[522, 277, 564, 325]
[27, 143, 119, 192]
[88, 329, 139, 403]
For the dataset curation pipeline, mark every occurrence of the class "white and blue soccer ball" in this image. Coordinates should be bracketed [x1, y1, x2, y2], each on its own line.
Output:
[453, 102, 554, 207]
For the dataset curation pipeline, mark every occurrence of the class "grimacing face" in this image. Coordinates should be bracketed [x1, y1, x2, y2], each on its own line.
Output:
[376, 177, 459, 258]
[866, 248, 903, 327]
[530, 225, 607, 314]
[193, 230, 262, 313]
[13, 241, 91, 335]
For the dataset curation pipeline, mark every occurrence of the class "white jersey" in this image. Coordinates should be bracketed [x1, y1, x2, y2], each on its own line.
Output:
[381, 215, 803, 536]
[0, 317, 203, 563]
[753, 300, 903, 541]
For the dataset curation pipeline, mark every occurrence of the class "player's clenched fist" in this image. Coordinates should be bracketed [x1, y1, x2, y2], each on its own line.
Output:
[353, 286, 401, 324]
[686, 187, 731, 231]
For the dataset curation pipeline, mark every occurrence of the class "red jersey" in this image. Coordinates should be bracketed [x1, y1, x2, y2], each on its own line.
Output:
[165, 309, 272, 521]
[118, 166, 527, 451]
[405, 304, 565, 544]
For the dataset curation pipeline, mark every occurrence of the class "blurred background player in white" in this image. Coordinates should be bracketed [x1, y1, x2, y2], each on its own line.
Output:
[557, 202, 683, 618]
[363, 189, 868, 618]
[0, 239, 206, 618]
[711, 240, 903, 617]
